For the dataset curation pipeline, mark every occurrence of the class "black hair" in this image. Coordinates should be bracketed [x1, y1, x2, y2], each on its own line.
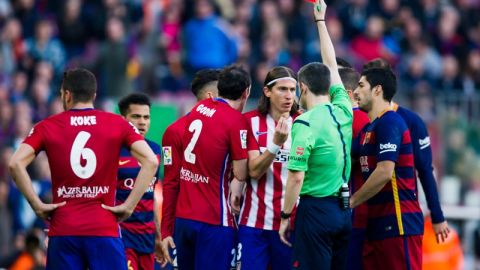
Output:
[361, 67, 397, 102]
[118, 93, 151, 116]
[362, 58, 391, 72]
[217, 65, 251, 100]
[298, 62, 330, 95]
[339, 67, 360, 91]
[336, 57, 353, 69]
[61, 68, 97, 103]
[191, 69, 220, 98]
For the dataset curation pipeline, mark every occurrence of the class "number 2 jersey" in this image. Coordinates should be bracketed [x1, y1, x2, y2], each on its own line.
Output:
[23, 108, 144, 237]
[176, 98, 248, 227]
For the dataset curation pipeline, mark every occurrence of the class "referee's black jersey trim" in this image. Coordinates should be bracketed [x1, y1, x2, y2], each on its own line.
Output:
[294, 119, 310, 127]
[327, 105, 348, 183]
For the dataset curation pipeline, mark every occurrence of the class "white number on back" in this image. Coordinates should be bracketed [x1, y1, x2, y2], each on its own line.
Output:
[184, 119, 203, 164]
[70, 131, 97, 179]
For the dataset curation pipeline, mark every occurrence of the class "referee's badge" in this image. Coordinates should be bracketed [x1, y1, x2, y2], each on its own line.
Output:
[296, 147, 304, 156]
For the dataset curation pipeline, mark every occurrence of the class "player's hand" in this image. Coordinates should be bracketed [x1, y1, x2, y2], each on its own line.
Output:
[154, 236, 169, 267]
[230, 192, 242, 215]
[33, 201, 66, 219]
[161, 236, 176, 266]
[273, 116, 290, 146]
[313, 0, 327, 21]
[432, 221, 450, 243]
[279, 218, 292, 247]
[101, 203, 134, 222]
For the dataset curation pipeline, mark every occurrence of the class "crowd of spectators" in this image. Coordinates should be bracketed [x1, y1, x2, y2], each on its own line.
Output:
[0, 0, 480, 268]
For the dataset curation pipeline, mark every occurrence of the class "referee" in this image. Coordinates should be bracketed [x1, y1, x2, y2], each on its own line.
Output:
[278, 1, 353, 269]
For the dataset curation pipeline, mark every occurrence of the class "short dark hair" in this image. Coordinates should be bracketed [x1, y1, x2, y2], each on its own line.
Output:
[191, 69, 220, 98]
[362, 58, 391, 72]
[336, 57, 353, 69]
[339, 67, 360, 91]
[298, 62, 330, 95]
[118, 93, 151, 116]
[218, 65, 251, 100]
[258, 66, 299, 115]
[361, 68, 397, 102]
[61, 68, 97, 103]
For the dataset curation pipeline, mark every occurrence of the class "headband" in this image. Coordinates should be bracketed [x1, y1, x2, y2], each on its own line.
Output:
[266, 77, 297, 86]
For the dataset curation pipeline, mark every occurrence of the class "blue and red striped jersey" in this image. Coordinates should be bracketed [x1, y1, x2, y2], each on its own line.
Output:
[356, 110, 423, 240]
[393, 103, 445, 224]
[116, 139, 161, 253]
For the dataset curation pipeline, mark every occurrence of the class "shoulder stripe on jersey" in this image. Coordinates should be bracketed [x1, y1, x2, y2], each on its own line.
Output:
[327, 105, 348, 183]
[293, 119, 309, 127]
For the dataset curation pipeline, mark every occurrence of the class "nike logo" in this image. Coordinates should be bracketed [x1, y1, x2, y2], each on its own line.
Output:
[119, 160, 130, 166]
[255, 131, 268, 136]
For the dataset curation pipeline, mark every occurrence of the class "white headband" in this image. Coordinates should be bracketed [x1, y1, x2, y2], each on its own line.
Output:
[266, 77, 297, 86]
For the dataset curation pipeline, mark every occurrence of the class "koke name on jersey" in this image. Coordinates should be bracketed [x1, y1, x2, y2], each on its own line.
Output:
[70, 116, 97, 126]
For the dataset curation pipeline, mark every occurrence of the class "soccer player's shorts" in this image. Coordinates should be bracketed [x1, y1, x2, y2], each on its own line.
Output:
[125, 248, 154, 270]
[174, 218, 235, 270]
[347, 228, 366, 270]
[237, 225, 292, 270]
[291, 196, 351, 270]
[47, 236, 127, 270]
[363, 235, 423, 270]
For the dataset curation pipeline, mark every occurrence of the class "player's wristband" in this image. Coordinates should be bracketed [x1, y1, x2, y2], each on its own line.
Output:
[280, 210, 292, 219]
[267, 143, 281, 155]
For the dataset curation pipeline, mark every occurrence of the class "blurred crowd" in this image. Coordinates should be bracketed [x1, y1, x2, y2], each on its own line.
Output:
[0, 0, 480, 268]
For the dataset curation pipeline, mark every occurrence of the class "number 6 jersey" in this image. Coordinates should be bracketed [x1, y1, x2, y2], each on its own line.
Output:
[176, 98, 248, 227]
[23, 108, 143, 237]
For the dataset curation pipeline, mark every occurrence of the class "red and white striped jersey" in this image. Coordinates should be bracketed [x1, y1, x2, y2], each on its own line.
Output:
[239, 110, 296, 231]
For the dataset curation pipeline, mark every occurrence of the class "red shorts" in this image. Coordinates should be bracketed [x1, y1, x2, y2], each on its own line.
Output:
[125, 248, 154, 270]
[363, 235, 422, 270]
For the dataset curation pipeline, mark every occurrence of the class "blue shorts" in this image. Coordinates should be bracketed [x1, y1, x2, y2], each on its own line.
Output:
[237, 225, 292, 270]
[347, 228, 366, 270]
[292, 196, 351, 270]
[47, 236, 127, 270]
[174, 218, 235, 270]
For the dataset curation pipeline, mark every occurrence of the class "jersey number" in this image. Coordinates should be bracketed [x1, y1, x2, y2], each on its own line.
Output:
[70, 131, 97, 179]
[184, 119, 203, 164]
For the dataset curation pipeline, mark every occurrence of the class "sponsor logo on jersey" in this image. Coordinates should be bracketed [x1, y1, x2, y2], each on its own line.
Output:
[196, 104, 216, 117]
[255, 131, 268, 136]
[163, 146, 172, 165]
[70, 116, 97, 126]
[240, 130, 247, 149]
[379, 143, 397, 154]
[180, 167, 209, 184]
[119, 160, 130, 166]
[57, 185, 109, 199]
[419, 136, 430, 149]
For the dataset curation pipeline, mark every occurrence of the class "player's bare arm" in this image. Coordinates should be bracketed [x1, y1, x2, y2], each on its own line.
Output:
[103, 140, 158, 221]
[233, 159, 248, 182]
[279, 170, 304, 247]
[314, 0, 342, 86]
[350, 160, 395, 208]
[248, 116, 290, 179]
[9, 144, 66, 219]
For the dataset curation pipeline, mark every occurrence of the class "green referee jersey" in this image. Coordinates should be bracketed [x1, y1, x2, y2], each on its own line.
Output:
[287, 84, 353, 197]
